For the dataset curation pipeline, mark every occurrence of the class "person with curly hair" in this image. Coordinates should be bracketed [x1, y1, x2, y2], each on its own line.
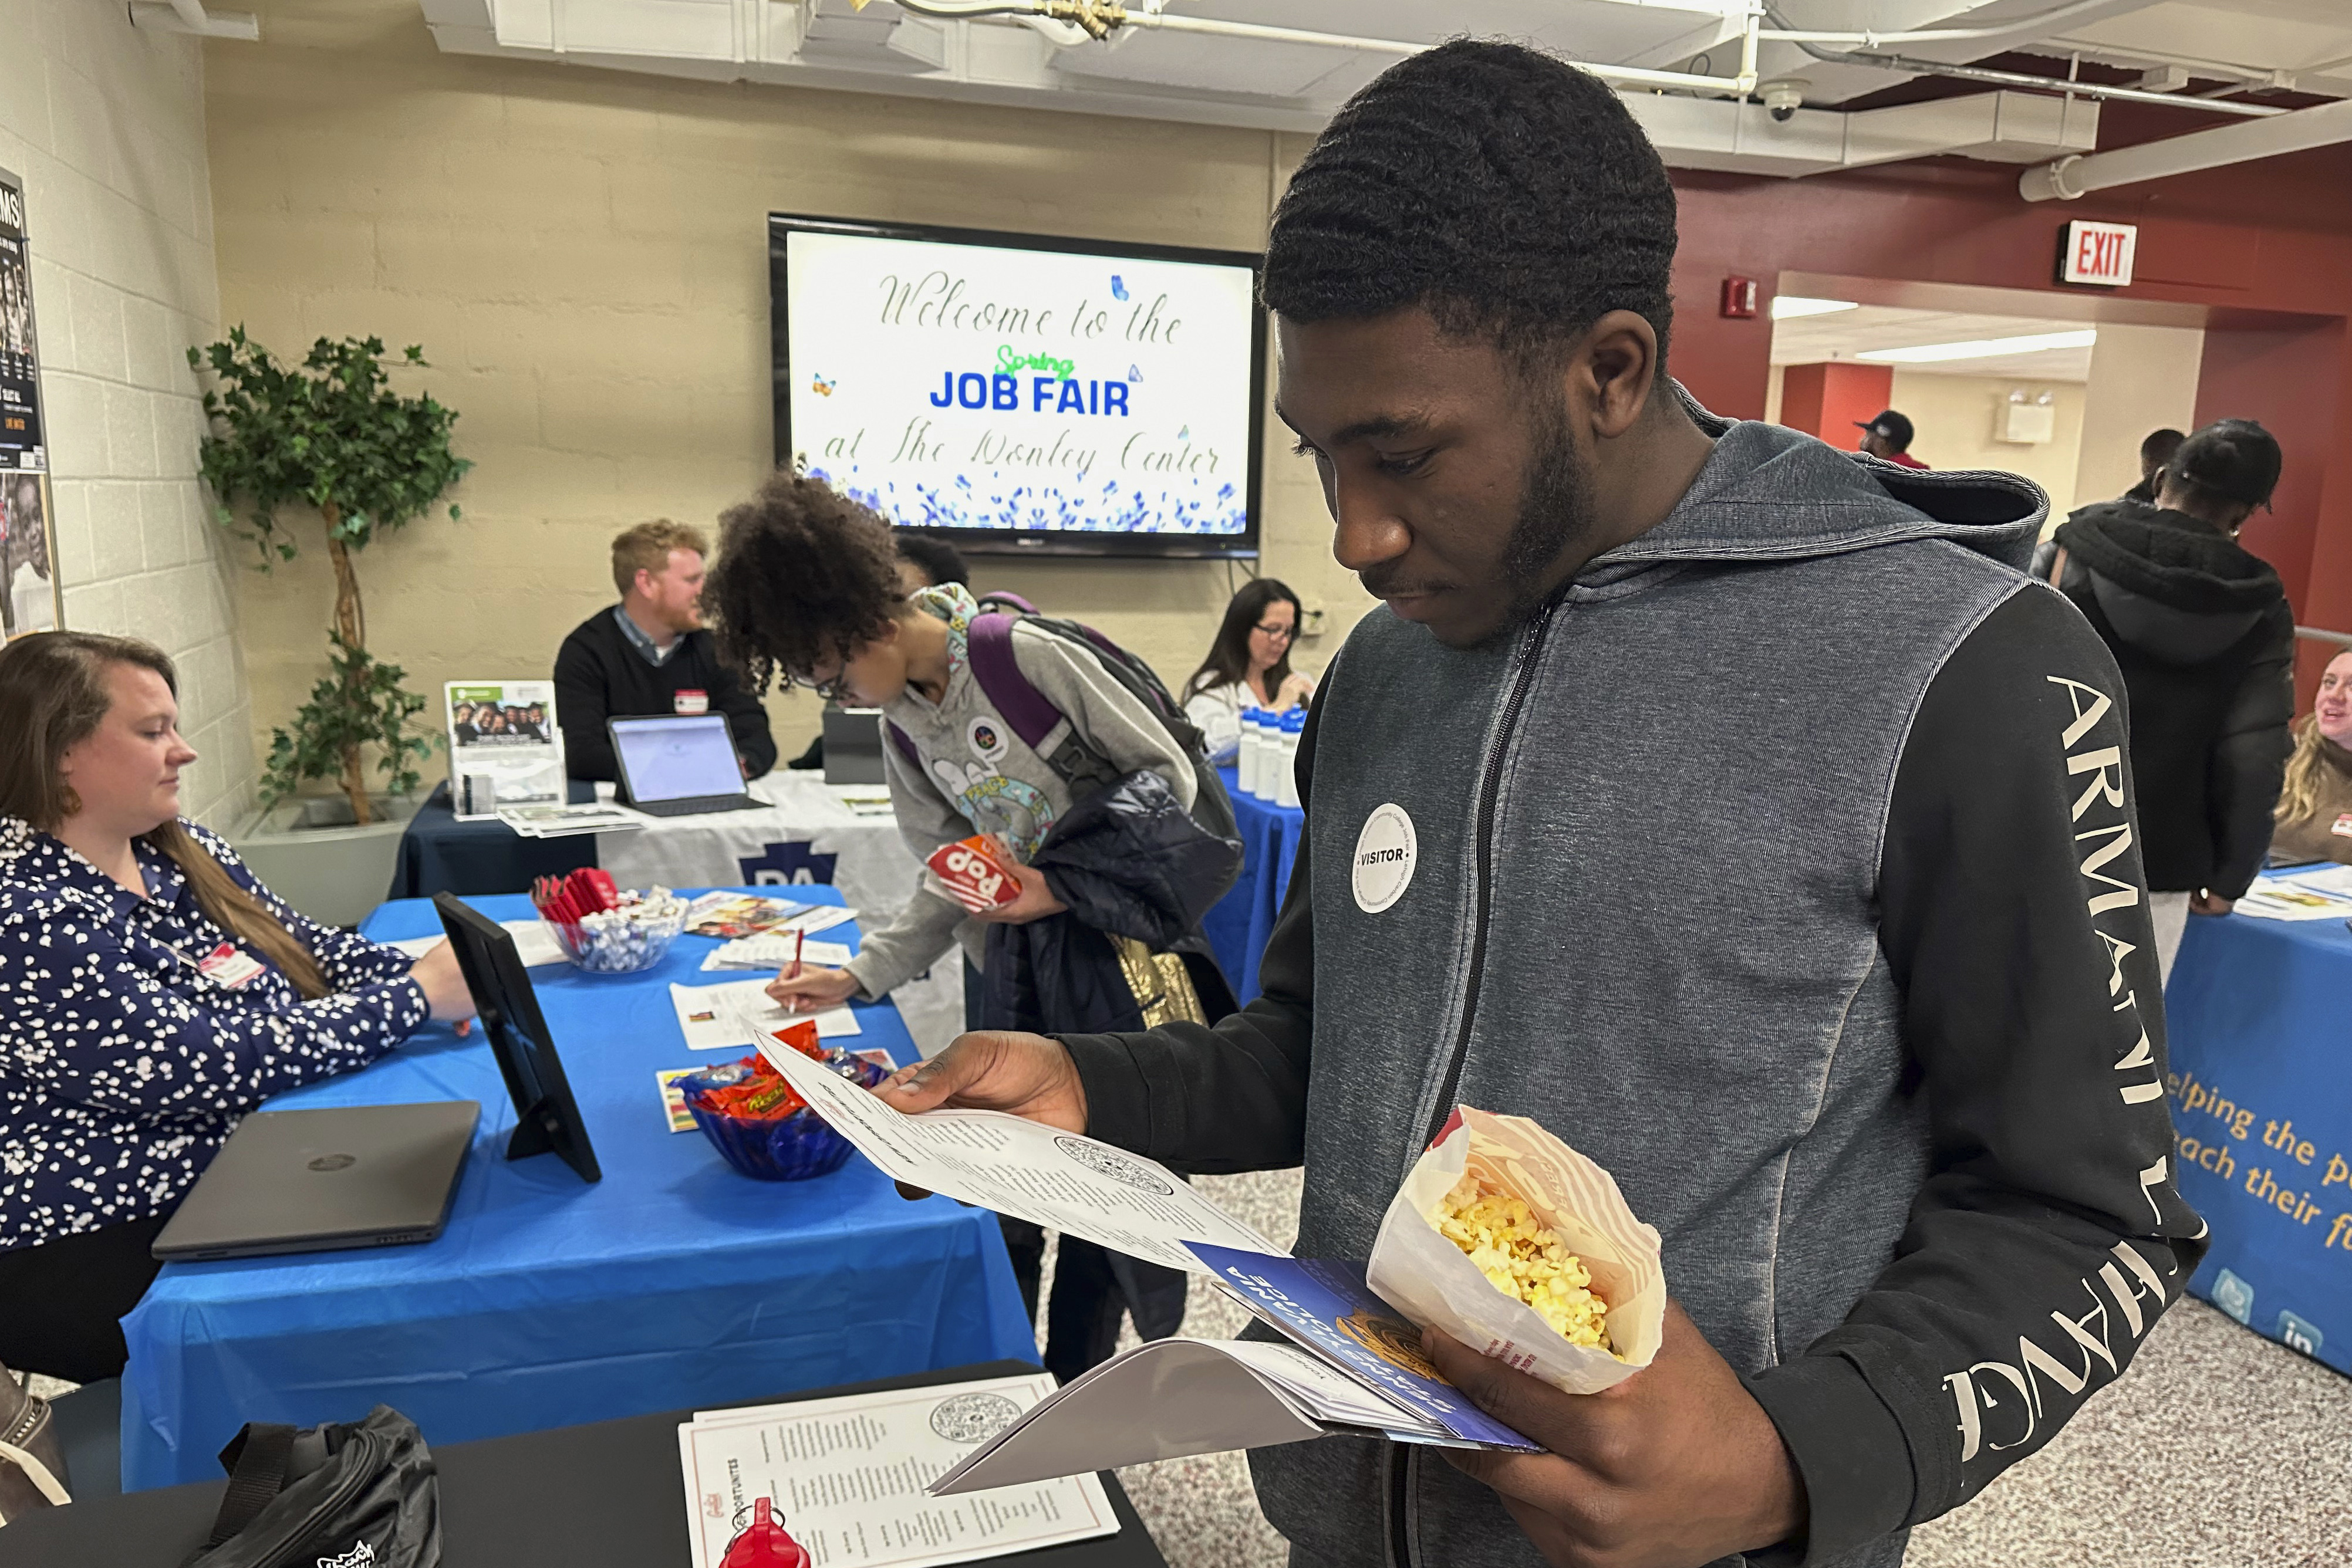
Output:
[704, 468, 1233, 1384]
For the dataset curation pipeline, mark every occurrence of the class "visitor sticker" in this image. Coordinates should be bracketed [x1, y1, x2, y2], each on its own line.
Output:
[1352, 803, 1418, 914]
[674, 689, 710, 715]
[198, 942, 265, 989]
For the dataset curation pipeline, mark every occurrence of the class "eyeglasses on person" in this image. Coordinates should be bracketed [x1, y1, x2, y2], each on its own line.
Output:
[785, 668, 855, 703]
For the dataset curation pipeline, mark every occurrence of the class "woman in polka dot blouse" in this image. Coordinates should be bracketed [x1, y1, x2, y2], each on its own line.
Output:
[0, 632, 479, 1383]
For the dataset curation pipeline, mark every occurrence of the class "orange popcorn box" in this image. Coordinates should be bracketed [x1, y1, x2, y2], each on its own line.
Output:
[927, 834, 1021, 914]
[1368, 1105, 1666, 1395]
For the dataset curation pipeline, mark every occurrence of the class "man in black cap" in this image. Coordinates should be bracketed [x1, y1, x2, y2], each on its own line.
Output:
[2040, 418, 2294, 977]
[1855, 408, 1927, 469]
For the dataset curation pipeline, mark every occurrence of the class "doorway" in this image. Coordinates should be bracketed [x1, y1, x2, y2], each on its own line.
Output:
[1764, 283, 2204, 522]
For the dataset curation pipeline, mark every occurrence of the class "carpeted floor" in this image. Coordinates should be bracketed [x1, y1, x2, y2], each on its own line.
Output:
[1067, 1167, 2352, 1568]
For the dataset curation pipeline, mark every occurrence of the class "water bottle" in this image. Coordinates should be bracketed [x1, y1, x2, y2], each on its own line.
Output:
[1254, 708, 1282, 802]
[1238, 706, 1263, 798]
[1275, 708, 1305, 809]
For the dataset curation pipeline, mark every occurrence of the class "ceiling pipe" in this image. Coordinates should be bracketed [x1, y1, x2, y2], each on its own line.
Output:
[1760, 11, 2283, 119]
[1133, 12, 1754, 95]
[890, 0, 1766, 97]
[2020, 90, 2352, 197]
[1757, 0, 2124, 48]
[1852, 53, 2281, 116]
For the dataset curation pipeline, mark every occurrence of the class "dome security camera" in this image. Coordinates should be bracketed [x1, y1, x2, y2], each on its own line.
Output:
[1760, 79, 1808, 123]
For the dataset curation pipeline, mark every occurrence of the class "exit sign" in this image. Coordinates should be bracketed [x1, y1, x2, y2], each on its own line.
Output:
[2059, 219, 2137, 286]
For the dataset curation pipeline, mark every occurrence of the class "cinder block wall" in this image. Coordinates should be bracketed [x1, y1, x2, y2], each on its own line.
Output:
[205, 3, 1375, 769]
[2, 0, 256, 827]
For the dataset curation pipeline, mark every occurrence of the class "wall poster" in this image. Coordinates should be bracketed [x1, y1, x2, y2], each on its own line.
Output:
[0, 165, 60, 640]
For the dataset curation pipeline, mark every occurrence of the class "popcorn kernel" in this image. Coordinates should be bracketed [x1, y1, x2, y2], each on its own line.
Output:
[1432, 1173, 1615, 1354]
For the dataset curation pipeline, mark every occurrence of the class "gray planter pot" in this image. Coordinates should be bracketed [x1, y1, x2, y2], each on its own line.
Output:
[226, 792, 424, 929]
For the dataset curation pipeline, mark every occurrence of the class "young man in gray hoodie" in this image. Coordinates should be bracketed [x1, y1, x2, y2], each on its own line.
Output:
[885, 41, 2206, 1568]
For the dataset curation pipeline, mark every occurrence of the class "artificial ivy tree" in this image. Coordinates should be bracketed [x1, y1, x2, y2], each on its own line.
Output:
[190, 329, 471, 825]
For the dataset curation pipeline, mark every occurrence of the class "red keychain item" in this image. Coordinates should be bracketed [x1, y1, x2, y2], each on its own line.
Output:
[926, 834, 1021, 914]
[719, 1498, 810, 1568]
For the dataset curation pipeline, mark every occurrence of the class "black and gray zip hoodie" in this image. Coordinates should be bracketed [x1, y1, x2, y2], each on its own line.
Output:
[1060, 408, 2208, 1568]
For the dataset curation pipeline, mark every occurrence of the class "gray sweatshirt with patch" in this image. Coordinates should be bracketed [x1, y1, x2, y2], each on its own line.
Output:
[1062, 411, 2206, 1567]
[846, 595, 1195, 1001]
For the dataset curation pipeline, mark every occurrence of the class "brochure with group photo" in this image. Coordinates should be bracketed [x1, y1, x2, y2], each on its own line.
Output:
[446, 680, 567, 820]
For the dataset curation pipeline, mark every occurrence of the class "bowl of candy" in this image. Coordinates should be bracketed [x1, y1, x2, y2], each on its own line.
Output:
[531, 868, 686, 974]
[679, 1022, 891, 1182]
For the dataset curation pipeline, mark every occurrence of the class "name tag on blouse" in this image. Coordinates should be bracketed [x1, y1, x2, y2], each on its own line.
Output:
[198, 942, 266, 989]
[674, 689, 710, 715]
[2333, 813, 2352, 839]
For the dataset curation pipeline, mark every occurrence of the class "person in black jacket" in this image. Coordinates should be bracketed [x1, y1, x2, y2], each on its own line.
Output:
[554, 519, 777, 783]
[2041, 418, 2294, 977]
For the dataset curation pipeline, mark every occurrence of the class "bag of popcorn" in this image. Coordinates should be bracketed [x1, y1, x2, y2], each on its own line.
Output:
[1367, 1106, 1665, 1395]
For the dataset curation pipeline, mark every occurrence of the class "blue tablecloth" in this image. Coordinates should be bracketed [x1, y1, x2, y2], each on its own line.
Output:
[1202, 765, 1306, 1005]
[2164, 904, 2352, 1376]
[120, 886, 1034, 1489]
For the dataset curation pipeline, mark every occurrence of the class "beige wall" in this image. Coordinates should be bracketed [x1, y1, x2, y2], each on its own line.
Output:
[1889, 370, 2086, 509]
[4, 0, 255, 826]
[203, 3, 1367, 771]
[2072, 322, 2204, 511]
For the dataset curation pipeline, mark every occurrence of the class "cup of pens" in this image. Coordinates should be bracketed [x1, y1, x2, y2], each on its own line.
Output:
[532, 867, 687, 974]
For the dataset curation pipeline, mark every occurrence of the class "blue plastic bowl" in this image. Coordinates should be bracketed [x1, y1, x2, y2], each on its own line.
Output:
[678, 1052, 887, 1182]
[684, 1098, 855, 1182]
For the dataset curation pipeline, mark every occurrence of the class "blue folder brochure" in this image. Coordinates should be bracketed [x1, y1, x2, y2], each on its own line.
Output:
[1187, 1244, 1538, 1451]
[930, 1246, 1538, 1496]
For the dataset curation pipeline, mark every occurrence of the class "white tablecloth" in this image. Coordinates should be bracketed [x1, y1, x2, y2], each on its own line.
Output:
[593, 773, 964, 1055]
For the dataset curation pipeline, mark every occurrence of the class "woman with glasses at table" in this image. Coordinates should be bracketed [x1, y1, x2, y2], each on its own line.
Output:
[1179, 579, 1317, 766]
[0, 632, 477, 1385]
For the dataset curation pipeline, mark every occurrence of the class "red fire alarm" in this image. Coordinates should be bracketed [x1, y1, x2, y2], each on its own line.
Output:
[1720, 276, 1759, 319]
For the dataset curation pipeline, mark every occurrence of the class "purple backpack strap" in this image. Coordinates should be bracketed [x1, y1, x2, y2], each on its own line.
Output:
[965, 613, 1065, 751]
[976, 590, 1040, 616]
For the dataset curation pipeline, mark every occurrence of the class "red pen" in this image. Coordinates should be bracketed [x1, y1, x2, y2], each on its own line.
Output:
[791, 929, 805, 980]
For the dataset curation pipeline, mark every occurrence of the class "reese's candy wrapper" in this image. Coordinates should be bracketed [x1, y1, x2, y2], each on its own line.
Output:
[927, 834, 1022, 914]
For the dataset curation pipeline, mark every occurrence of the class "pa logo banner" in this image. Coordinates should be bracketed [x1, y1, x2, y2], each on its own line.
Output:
[740, 840, 838, 886]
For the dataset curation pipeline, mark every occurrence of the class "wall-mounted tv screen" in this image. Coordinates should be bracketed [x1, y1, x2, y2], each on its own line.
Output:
[771, 214, 1264, 559]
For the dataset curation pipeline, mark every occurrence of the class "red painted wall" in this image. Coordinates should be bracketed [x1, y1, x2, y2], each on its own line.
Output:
[1779, 362, 1891, 448]
[1664, 143, 2352, 711]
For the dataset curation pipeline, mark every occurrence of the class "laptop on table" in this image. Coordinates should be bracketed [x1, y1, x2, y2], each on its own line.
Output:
[609, 714, 759, 816]
[151, 1101, 480, 1262]
[152, 894, 611, 1260]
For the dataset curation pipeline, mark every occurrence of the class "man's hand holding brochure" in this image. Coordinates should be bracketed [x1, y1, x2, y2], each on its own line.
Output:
[755, 1037, 1669, 1494]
